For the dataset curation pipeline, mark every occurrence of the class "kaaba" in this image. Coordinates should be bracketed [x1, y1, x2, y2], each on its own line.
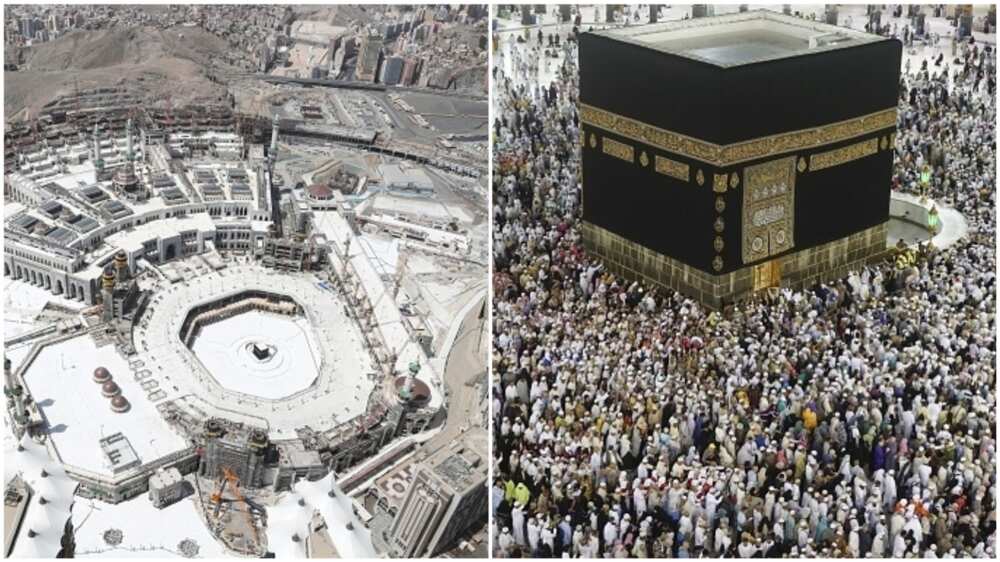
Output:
[579, 10, 901, 308]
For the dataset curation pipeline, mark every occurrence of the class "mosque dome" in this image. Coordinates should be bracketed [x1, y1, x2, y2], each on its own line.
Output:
[110, 396, 130, 413]
[93, 367, 112, 383]
[101, 381, 121, 397]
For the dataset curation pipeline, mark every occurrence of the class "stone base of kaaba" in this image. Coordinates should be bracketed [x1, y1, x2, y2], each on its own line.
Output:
[582, 221, 889, 309]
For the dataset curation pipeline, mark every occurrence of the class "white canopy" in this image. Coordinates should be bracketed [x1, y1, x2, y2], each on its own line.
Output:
[266, 473, 376, 558]
[264, 491, 313, 558]
[6, 434, 77, 559]
[297, 473, 376, 558]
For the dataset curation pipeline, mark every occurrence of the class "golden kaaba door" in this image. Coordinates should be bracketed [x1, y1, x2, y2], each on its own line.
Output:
[752, 259, 782, 292]
[742, 156, 797, 265]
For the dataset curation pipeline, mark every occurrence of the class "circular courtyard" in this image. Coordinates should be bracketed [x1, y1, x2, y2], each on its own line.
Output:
[133, 263, 381, 437]
[187, 305, 322, 400]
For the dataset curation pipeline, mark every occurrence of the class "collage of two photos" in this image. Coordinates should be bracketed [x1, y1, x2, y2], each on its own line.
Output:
[2, 1, 997, 560]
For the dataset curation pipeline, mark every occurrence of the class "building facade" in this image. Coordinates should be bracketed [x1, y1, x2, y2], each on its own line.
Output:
[387, 431, 487, 557]
[199, 419, 269, 488]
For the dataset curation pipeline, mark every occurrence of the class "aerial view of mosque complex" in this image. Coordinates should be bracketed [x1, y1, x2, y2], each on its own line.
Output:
[3, 3, 488, 558]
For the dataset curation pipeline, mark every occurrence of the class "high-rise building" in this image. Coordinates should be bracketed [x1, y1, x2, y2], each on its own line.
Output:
[414, 23, 430, 43]
[400, 57, 419, 86]
[20, 17, 40, 40]
[332, 48, 345, 76]
[387, 429, 487, 557]
[381, 55, 405, 86]
[467, 5, 487, 20]
[354, 33, 383, 82]
[257, 43, 272, 73]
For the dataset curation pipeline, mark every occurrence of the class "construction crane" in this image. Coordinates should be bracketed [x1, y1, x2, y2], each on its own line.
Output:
[209, 466, 237, 510]
[210, 467, 261, 546]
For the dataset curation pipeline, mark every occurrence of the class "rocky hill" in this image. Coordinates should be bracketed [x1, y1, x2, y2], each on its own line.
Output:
[24, 26, 228, 71]
[6, 26, 230, 120]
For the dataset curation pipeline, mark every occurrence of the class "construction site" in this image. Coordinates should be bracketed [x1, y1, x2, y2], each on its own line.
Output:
[4, 4, 488, 559]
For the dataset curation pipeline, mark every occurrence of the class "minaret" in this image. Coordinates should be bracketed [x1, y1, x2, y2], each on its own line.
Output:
[112, 117, 142, 198]
[3, 357, 13, 392]
[402, 360, 420, 399]
[101, 266, 116, 323]
[4, 357, 26, 431]
[269, 114, 279, 163]
[92, 124, 104, 174]
[113, 250, 129, 283]
[126, 117, 134, 163]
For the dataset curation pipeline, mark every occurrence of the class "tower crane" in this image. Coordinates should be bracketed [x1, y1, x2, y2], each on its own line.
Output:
[210, 467, 261, 546]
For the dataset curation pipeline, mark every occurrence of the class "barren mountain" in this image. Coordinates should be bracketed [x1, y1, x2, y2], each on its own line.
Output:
[6, 26, 231, 120]
[24, 26, 228, 71]
[293, 4, 380, 27]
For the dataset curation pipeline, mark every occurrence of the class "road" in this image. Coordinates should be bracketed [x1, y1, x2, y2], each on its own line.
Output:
[425, 295, 486, 452]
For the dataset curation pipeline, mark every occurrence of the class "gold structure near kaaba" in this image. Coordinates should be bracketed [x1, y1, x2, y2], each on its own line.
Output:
[741, 156, 796, 265]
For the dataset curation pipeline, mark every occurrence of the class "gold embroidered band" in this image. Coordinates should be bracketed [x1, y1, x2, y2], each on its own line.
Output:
[808, 138, 880, 172]
[654, 155, 690, 181]
[602, 137, 634, 163]
[580, 103, 897, 167]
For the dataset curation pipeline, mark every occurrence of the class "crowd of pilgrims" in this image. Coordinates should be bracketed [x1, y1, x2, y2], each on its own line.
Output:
[490, 22, 996, 559]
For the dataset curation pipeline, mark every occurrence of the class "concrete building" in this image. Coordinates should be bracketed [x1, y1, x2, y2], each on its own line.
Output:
[381, 55, 405, 86]
[6, 341, 200, 506]
[272, 441, 325, 491]
[257, 236, 325, 271]
[148, 467, 186, 508]
[386, 430, 487, 557]
[74, 452, 199, 505]
[355, 33, 383, 82]
[400, 57, 420, 86]
[4, 154, 271, 305]
[100, 250, 140, 323]
[378, 163, 434, 196]
[199, 419, 269, 489]
[257, 43, 273, 73]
